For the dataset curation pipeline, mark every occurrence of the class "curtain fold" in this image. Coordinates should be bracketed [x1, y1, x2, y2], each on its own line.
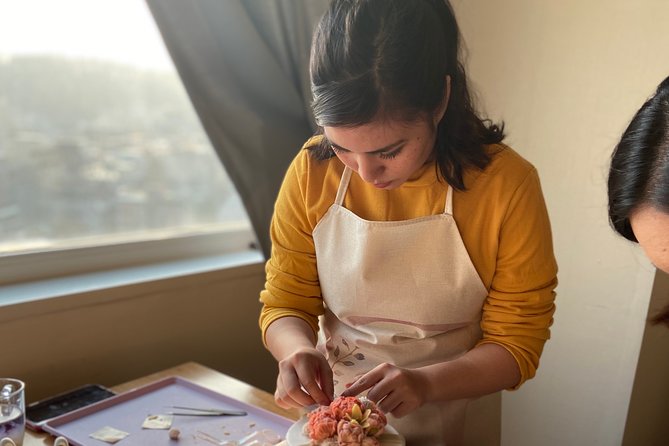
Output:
[145, 0, 328, 258]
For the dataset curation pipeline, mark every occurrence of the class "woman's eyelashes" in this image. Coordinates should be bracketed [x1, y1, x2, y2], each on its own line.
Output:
[379, 146, 402, 159]
[330, 144, 403, 160]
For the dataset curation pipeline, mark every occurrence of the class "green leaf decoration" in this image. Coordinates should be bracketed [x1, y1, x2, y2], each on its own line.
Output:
[333, 345, 340, 357]
[342, 361, 355, 366]
[354, 353, 365, 360]
[342, 338, 349, 347]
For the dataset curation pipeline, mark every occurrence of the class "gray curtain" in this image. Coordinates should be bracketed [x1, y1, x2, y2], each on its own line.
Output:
[145, 0, 328, 258]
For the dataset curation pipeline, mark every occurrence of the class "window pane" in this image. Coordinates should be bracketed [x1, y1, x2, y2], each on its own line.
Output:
[0, 0, 254, 255]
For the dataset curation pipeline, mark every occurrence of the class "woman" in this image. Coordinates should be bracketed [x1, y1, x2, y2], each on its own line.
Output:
[608, 75, 669, 326]
[259, 1, 558, 444]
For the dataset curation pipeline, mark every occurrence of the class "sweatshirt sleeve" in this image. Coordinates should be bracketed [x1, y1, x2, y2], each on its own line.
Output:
[476, 168, 558, 388]
[259, 151, 324, 346]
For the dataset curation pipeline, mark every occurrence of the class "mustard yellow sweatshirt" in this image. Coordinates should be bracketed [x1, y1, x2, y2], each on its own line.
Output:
[260, 137, 557, 387]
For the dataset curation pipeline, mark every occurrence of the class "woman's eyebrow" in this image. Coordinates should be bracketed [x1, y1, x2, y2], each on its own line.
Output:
[326, 137, 406, 154]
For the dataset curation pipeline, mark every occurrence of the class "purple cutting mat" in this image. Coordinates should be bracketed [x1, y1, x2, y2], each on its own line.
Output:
[42, 376, 293, 446]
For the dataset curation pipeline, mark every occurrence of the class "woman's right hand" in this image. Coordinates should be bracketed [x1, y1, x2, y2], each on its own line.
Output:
[274, 346, 334, 409]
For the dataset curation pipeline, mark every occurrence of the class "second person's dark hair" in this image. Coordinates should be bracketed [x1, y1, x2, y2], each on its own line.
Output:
[608, 75, 669, 242]
[309, 0, 504, 190]
[608, 75, 669, 327]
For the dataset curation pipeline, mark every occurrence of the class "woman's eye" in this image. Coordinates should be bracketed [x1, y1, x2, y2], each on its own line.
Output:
[379, 147, 402, 159]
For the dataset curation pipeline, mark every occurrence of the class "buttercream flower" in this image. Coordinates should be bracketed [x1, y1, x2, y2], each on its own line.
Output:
[358, 396, 377, 413]
[337, 419, 365, 446]
[362, 411, 386, 437]
[330, 396, 362, 419]
[342, 399, 386, 437]
[305, 396, 389, 445]
[306, 405, 338, 441]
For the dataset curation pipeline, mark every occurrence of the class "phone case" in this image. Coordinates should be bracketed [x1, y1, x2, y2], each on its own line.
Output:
[26, 384, 116, 431]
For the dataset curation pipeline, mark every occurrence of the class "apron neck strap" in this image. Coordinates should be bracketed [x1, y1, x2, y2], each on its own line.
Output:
[444, 185, 453, 215]
[336, 166, 453, 214]
[335, 166, 353, 206]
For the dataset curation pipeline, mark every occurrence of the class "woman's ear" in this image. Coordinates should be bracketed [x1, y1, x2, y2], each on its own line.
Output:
[434, 76, 451, 126]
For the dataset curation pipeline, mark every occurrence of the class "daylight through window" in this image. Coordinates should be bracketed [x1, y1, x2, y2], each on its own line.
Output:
[0, 0, 254, 258]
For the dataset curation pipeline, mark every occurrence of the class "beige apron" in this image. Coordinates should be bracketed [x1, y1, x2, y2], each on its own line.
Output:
[313, 166, 500, 446]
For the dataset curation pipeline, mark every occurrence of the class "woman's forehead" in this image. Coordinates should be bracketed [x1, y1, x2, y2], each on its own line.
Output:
[323, 120, 428, 152]
[631, 205, 669, 273]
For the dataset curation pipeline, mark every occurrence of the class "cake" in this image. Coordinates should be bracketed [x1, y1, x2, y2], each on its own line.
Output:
[301, 396, 404, 446]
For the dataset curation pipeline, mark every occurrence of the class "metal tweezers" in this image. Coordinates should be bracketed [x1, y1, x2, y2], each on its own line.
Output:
[166, 405, 247, 416]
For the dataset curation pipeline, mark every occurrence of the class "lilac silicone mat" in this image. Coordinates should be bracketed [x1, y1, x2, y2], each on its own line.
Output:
[41, 376, 293, 446]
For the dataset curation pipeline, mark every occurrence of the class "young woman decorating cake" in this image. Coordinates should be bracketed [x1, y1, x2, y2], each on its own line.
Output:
[259, 1, 558, 444]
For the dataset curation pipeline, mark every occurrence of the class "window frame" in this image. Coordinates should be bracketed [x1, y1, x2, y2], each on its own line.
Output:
[0, 223, 258, 286]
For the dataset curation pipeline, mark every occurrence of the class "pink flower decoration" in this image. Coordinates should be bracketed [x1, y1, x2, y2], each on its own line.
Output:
[306, 406, 338, 441]
[337, 419, 365, 446]
[330, 396, 362, 419]
[358, 397, 376, 413]
[304, 396, 389, 445]
[365, 411, 387, 437]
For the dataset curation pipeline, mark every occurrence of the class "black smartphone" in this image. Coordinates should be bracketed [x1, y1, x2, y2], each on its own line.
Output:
[26, 383, 116, 431]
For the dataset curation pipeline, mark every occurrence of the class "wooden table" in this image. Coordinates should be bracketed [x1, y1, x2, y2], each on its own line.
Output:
[23, 362, 301, 446]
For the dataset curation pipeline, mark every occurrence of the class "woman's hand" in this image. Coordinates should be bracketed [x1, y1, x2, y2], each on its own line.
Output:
[340, 362, 429, 418]
[274, 346, 334, 409]
[265, 317, 334, 409]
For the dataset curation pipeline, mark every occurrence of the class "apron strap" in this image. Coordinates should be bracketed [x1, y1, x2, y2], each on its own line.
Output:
[336, 166, 451, 213]
[335, 166, 353, 206]
[444, 185, 453, 215]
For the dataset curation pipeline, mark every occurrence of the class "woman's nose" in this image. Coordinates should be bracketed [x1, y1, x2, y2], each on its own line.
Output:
[356, 157, 383, 183]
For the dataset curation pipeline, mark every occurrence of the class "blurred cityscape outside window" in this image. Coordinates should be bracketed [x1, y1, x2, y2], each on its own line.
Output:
[0, 0, 255, 263]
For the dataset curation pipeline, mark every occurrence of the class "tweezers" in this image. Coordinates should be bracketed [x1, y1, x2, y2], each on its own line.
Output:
[166, 405, 247, 416]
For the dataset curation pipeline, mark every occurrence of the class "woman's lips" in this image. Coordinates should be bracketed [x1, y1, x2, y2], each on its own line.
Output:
[373, 181, 392, 189]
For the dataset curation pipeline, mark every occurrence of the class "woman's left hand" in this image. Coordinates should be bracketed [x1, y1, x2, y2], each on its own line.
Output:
[340, 362, 428, 418]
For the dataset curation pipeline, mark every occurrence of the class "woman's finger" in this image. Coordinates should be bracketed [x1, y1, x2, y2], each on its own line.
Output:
[317, 362, 335, 404]
[389, 400, 411, 418]
[274, 384, 301, 409]
[340, 368, 382, 397]
[375, 389, 401, 414]
[279, 367, 317, 407]
[298, 376, 330, 406]
[295, 357, 335, 406]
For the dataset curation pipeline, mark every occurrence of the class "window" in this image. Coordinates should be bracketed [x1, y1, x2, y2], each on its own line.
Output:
[0, 0, 257, 284]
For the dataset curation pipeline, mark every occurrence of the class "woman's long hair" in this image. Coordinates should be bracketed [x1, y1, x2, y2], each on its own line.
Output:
[308, 0, 504, 190]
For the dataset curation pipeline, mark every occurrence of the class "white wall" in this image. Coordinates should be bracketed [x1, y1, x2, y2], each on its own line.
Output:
[0, 262, 276, 403]
[452, 1, 669, 445]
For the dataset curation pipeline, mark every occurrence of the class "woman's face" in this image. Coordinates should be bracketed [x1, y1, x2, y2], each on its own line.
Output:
[323, 117, 438, 190]
[630, 204, 669, 274]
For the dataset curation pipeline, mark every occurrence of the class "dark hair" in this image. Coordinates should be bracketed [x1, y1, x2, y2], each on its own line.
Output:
[608, 75, 669, 328]
[308, 0, 504, 190]
[608, 75, 669, 242]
